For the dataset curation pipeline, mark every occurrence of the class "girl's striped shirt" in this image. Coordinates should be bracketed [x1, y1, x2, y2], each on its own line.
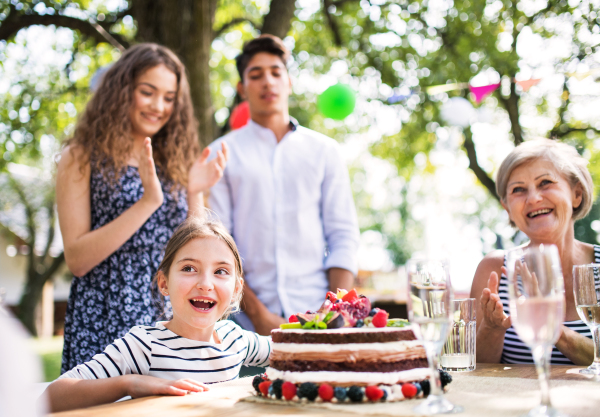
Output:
[59, 320, 271, 384]
[497, 246, 598, 364]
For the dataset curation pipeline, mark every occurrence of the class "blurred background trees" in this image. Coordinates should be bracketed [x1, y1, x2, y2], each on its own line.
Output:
[1, 0, 599, 333]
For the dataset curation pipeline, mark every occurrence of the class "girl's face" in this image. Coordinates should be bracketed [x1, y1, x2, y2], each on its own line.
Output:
[158, 236, 241, 342]
[130, 64, 177, 140]
[503, 158, 582, 243]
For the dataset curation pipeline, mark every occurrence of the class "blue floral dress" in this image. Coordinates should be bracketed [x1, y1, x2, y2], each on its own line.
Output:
[61, 165, 187, 373]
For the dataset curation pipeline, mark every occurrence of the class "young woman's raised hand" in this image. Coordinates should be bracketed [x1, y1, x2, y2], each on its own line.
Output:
[187, 141, 229, 195]
[125, 375, 208, 398]
[138, 137, 164, 209]
[480, 269, 511, 331]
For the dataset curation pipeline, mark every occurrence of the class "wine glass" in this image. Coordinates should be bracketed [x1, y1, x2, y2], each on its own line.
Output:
[572, 264, 600, 375]
[406, 259, 463, 415]
[506, 244, 568, 417]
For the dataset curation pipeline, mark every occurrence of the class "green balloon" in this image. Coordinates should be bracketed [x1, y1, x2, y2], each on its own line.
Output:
[317, 84, 356, 120]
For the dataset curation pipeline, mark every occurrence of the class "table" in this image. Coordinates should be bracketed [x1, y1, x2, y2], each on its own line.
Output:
[49, 364, 599, 417]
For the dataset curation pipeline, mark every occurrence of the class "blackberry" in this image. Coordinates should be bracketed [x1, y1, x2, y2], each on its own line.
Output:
[271, 379, 284, 399]
[420, 379, 430, 396]
[334, 386, 347, 402]
[347, 386, 364, 402]
[252, 375, 263, 393]
[355, 319, 364, 327]
[297, 382, 318, 401]
[439, 370, 452, 388]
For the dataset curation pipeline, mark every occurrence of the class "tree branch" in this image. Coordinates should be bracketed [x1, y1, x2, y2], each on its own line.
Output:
[40, 252, 65, 286]
[463, 129, 499, 201]
[497, 80, 523, 146]
[0, 6, 125, 49]
[213, 17, 258, 39]
[323, 0, 343, 47]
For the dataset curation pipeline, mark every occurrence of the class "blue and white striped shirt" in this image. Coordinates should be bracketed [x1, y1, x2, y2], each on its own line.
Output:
[59, 320, 271, 384]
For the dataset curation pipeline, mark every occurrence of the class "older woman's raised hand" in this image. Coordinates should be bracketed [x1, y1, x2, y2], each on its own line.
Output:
[480, 269, 511, 331]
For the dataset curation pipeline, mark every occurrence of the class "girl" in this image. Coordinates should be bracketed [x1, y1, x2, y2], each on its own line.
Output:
[56, 43, 229, 373]
[46, 216, 271, 412]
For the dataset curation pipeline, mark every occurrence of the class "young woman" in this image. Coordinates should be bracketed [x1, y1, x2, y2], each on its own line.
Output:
[56, 43, 228, 373]
[46, 216, 270, 413]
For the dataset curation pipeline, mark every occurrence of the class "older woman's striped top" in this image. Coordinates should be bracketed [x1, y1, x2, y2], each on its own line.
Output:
[497, 246, 598, 364]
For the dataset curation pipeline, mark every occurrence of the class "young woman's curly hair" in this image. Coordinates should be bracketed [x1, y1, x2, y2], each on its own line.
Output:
[65, 43, 199, 189]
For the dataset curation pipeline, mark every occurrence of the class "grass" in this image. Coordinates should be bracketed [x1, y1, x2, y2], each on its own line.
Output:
[29, 336, 64, 382]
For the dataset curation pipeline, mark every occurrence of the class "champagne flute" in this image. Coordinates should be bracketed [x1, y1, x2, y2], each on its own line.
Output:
[572, 264, 600, 375]
[407, 259, 463, 415]
[506, 244, 568, 417]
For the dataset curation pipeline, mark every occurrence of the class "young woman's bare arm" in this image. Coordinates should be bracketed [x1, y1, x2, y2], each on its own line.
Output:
[57, 140, 164, 277]
[46, 375, 207, 412]
[470, 251, 511, 363]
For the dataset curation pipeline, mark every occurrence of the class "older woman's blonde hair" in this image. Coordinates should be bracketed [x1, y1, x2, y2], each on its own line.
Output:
[496, 138, 594, 224]
[154, 215, 244, 320]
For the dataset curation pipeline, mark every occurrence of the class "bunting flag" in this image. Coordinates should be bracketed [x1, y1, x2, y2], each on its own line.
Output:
[469, 83, 501, 104]
[425, 83, 468, 95]
[515, 78, 541, 92]
[566, 68, 600, 81]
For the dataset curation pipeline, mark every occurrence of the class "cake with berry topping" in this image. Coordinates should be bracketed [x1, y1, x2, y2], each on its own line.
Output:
[251, 289, 448, 404]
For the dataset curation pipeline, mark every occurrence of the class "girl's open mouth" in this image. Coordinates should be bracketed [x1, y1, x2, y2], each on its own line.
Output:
[189, 298, 216, 311]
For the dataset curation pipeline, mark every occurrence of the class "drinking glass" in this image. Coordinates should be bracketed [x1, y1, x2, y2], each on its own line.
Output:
[572, 264, 600, 375]
[441, 299, 476, 372]
[407, 259, 463, 414]
[506, 244, 568, 417]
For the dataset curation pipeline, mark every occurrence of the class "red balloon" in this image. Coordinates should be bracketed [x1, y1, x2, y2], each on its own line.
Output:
[229, 101, 250, 130]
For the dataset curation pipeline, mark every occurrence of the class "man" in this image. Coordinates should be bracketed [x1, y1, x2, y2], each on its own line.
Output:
[208, 35, 359, 335]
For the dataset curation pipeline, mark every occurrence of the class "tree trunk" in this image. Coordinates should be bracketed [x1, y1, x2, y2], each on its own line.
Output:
[131, 0, 218, 147]
[261, 0, 297, 39]
[498, 80, 523, 146]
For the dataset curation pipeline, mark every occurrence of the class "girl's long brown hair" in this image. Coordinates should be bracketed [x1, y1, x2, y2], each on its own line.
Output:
[65, 43, 199, 188]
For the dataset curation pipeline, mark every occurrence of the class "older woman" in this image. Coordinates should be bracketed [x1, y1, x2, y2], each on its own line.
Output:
[470, 139, 595, 365]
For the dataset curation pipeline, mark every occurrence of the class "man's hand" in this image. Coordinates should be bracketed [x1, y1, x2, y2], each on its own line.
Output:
[253, 311, 286, 336]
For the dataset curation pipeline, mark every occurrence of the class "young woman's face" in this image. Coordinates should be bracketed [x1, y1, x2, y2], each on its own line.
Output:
[237, 52, 291, 118]
[503, 158, 582, 243]
[158, 236, 240, 341]
[130, 64, 177, 139]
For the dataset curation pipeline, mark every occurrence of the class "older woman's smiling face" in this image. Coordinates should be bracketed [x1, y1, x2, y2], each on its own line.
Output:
[503, 158, 583, 242]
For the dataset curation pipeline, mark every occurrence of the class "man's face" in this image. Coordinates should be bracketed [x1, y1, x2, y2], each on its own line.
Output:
[238, 52, 291, 117]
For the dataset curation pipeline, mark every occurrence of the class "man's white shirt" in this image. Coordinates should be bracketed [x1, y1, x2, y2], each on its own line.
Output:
[208, 119, 359, 324]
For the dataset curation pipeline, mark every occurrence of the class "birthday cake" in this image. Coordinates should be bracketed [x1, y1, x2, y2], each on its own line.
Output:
[252, 289, 451, 403]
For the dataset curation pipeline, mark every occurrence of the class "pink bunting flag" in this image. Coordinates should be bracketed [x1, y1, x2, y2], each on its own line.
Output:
[469, 83, 501, 104]
[515, 78, 541, 92]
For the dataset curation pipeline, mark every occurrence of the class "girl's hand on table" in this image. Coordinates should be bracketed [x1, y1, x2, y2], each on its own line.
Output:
[138, 137, 164, 209]
[480, 269, 511, 331]
[125, 375, 209, 398]
[188, 141, 229, 195]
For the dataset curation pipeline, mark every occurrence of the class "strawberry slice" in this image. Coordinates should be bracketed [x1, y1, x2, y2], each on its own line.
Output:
[341, 288, 359, 303]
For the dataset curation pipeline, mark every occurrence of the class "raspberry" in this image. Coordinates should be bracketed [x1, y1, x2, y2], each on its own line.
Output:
[297, 382, 318, 401]
[365, 385, 384, 401]
[372, 310, 389, 328]
[271, 379, 284, 399]
[288, 314, 299, 323]
[401, 383, 418, 399]
[259, 380, 272, 397]
[282, 381, 297, 401]
[334, 386, 347, 401]
[326, 291, 337, 302]
[347, 385, 364, 402]
[318, 383, 334, 401]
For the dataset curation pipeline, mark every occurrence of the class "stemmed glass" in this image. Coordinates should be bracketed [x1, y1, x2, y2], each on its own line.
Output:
[406, 259, 463, 415]
[506, 244, 568, 417]
[572, 264, 600, 375]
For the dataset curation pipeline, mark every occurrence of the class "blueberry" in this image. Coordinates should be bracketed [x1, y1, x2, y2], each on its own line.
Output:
[268, 385, 274, 396]
[381, 387, 389, 401]
[413, 382, 422, 395]
[334, 386, 347, 401]
[347, 386, 364, 402]
[335, 299, 342, 304]
[369, 308, 380, 317]
[355, 319, 364, 327]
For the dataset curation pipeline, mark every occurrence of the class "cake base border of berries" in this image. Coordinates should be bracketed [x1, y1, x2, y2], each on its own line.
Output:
[250, 370, 453, 404]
